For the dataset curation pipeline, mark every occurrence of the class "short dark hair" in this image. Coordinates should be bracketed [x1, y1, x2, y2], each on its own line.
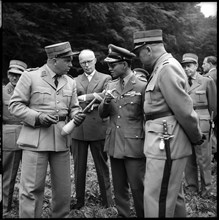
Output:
[206, 56, 217, 66]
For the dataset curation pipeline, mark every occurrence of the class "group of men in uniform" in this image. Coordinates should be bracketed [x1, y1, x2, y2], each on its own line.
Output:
[2, 29, 217, 218]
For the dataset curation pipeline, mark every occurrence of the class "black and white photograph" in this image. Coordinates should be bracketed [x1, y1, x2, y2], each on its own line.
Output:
[1, 1, 217, 218]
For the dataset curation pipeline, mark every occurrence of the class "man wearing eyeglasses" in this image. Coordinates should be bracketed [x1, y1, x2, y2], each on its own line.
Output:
[98, 44, 147, 218]
[70, 49, 113, 210]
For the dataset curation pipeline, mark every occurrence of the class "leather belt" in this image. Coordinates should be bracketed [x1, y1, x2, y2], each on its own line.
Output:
[55, 115, 67, 121]
[146, 111, 174, 121]
[194, 105, 208, 110]
[3, 121, 22, 125]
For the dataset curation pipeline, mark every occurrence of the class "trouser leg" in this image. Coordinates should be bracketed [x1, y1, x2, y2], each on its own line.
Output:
[71, 139, 88, 206]
[19, 150, 48, 218]
[49, 151, 71, 218]
[125, 157, 145, 218]
[3, 150, 22, 214]
[90, 140, 113, 207]
[110, 157, 130, 217]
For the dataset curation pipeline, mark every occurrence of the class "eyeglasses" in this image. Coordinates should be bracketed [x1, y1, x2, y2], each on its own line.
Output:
[80, 59, 94, 66]
[107, 62, 124, 69]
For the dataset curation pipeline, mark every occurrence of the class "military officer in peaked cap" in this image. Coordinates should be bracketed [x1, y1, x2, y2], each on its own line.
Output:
[9, 41, 86, 218]
[99, 44, 147, 218]
[2, 60, 27, 217]
[181, 53, 217, 198]
[132, 29, 205, 217]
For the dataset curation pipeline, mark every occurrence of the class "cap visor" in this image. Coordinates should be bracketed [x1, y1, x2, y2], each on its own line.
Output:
[8, 69, 23, 74]
[104, 57, 121, 63]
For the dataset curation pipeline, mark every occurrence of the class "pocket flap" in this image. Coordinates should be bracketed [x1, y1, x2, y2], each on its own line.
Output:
[33, 87, 51, 94]
[195, 90, 205, 94]
[63, 89, 72, 96]
[146, 83, 155, 92]
[124, 129, 144, 138]
[147, 121, 174, 134]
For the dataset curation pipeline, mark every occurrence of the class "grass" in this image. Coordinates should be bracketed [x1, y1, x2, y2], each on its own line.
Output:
[3, 150, 217, 218]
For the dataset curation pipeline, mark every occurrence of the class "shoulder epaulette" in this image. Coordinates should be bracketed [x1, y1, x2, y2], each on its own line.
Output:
[163, 61, 169, 66]
[66, 74, 75, 80]
[109, 78, 119, 83]
[26, 67, 39, 72]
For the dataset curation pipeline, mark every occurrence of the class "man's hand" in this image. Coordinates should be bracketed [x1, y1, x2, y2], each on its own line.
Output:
[78, 95, 86, 102]
[36, 113, 58, 127]
[73, 112, 86, 126]
[104, 89, 117, 104]
[192, 134, 206, 145]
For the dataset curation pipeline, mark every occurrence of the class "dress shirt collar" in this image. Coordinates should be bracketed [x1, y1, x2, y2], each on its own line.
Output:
[122, 71, 133, 86]
[85, 70, 96, 81]
[209, 67, 216, 73]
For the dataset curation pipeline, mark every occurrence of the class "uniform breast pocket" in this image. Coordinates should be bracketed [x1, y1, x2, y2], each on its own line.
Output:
[124, 95, 142, 114]
[32, 87, 52, 104]
[195, 90, 206, 103]
[3, 126, 17, 150]
[145, 83, 162, 104]
[62, 89, 72, 105]
[199, 115, 210, 133]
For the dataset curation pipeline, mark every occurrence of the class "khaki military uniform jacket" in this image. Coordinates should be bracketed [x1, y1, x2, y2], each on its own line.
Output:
[71, 71, 111, 141]
[144, 53, 202, 160]
[99, 74, 147, 159]
[9, 64, 81, 151]
[188, 72, 217, 133]
[3, 83, 22, 151]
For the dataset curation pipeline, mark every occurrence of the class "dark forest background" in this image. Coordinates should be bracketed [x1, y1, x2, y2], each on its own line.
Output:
[2, 2, 217, 84]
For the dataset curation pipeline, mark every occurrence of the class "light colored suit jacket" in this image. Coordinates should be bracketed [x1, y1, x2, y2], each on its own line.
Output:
[143, 53, 202, 160]
[99, 74, 147, 159]
[9, 64, 81, 151]
[71, 71, 111, 141]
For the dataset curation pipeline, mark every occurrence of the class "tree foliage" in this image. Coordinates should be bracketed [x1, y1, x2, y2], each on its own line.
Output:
[2, 2, 217, 81]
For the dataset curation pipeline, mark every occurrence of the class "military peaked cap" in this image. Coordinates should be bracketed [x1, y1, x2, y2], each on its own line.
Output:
[181, 53, 198, 64]
[104, 44, 136, 63]
[8, 60, 27, 75]
[133, 29, 163, 52]
[45, 41, 75, 59]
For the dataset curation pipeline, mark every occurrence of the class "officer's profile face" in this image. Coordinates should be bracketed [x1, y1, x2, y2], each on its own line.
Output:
[8, 72, 21, 86]
[202, 58, 210, 73]
[138, 46, 151, 67]
[182, 62, 197, 77]
[107, 61, 125, 79]
[54, 56, 73, 75]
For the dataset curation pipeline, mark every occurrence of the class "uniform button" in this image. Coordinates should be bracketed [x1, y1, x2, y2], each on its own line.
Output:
[56, 109, 59, 112]
[118, 116, 121, 118]
[121, 96, 123, 98]
[116, 125, 120, 128]
[57, 100, 59, 103]
[131, 102, 133, 104]
[57, 92, 59, 95]
[119, 106, 122, 108]
[136, 135, 138, 138]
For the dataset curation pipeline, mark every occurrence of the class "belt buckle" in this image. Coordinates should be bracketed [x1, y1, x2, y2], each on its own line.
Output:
[54, 115, 59, 122]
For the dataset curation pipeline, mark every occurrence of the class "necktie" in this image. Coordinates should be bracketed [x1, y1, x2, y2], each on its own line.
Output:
[87, 74, 92, 82]
[54, 75, 59, 87]
[121, 79, 125, 90]
[188, 76, 193, 86]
